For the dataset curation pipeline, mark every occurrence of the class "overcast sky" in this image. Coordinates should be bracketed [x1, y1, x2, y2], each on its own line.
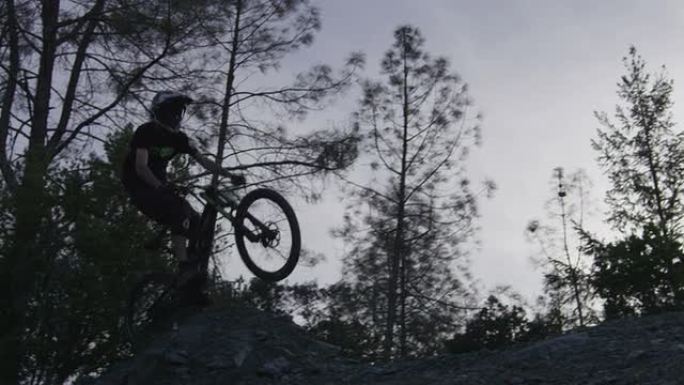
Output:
[225, 0, 684, 302]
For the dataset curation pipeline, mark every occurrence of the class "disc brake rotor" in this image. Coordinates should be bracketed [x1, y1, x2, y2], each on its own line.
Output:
[260, 223, 281, 248]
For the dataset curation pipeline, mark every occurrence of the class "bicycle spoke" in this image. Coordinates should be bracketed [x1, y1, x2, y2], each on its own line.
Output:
[234, 189, 301, 281]
[270, 246, 289, 261]
[243, 215, 291, 266]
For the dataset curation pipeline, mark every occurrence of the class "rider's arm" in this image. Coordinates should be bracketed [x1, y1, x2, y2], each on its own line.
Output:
[179, 133, 243, 183]
[135, 148, 163, 188]
[190, 150, 227, 176]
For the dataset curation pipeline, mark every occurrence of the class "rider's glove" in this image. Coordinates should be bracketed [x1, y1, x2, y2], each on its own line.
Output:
[230, 174, 246, 186]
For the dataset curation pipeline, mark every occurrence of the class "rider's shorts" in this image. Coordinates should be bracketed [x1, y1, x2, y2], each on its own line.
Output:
[126, 185, 199, 238]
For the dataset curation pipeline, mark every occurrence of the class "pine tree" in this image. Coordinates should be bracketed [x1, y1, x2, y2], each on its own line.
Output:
[584, 47, 684, 316]
[336, 25, 493, 359]
[527, 168, 597, 328]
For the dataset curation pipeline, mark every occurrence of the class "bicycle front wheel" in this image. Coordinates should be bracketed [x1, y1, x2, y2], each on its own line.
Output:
[234, 189, 301, 282]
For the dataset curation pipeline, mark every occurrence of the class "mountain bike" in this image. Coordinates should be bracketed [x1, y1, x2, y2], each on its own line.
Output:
[124, 182, 300, 344]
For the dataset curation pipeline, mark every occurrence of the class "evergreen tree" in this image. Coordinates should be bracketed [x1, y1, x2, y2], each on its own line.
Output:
[446, 296, 528, 354]
[583, 47, 684, 316]
[18, 126, 167, 384]
[527, 168, 597, 328]
[582, 224, 684, 318]
[593, 47, 684, 239]
[446, 295, 562, 354]
[336, 25, 493, 359]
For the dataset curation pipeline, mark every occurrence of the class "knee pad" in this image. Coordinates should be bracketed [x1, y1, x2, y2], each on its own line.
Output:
[171, 203, 200, 239]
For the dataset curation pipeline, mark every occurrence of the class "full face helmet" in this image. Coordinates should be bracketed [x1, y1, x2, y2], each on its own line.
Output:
[150, 91, 194, 131]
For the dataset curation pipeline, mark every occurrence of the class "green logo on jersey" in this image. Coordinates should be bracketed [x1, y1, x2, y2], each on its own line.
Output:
[151, 146, 175, 160]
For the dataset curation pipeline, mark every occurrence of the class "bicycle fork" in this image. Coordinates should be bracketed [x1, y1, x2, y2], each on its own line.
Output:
[201, 189, 275, 245]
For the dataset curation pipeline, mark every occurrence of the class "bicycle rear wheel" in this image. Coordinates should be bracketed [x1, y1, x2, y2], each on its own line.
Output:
[234, 189, 300, 281]
[125, 272, 176, 347]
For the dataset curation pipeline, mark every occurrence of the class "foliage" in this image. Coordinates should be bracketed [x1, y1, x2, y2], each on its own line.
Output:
[336, 24, 491, 359]
[155, 0, 365, 197]
[17, 126, 168, 384]
[526, 168, 598, 328]
[241, 280, 383, 359]
[0, 1, 221, 381]
[580, 224, 684, 319]
[241, 278, 292, 315]
[593, 47, 684, 237]
[446, 296, 561, 354]
[585, 47, 684, 318]
[0, 1, 362, 381]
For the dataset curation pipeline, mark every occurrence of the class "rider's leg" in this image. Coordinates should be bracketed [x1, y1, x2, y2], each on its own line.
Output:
[174, 204, 201, 287]
[172, 234, 189, 262]
[178, 204, 200, 262]
[174, 206, 209, 305]
[129, 185, 199, 267]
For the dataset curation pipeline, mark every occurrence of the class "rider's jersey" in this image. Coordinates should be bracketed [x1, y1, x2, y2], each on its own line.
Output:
[122, 121, 194, 190]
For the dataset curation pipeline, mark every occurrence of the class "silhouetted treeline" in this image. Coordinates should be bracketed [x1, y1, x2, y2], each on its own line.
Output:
[0, 1, 360, 383]
[3, 0, 684, 383]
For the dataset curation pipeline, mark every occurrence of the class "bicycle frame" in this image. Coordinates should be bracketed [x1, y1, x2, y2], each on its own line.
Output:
[191, 185, 275, 245]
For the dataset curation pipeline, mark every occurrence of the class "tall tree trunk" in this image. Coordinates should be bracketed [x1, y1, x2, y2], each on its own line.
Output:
[2, 2, 60, 382]
[559, 183, 585, 327]
[212, 0, 243, 187]
[384, 28, 411, 359]
[385, 206, 404, 359]
[399, 249, 408, 357]
[0, 7, 20, 375]
[0, 0, 20, 191]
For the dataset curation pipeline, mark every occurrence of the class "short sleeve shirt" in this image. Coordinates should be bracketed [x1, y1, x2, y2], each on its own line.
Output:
[122, 122, 194, 190]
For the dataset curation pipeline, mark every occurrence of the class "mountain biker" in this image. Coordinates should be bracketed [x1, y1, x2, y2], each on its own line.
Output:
[121, 91, 244, 294]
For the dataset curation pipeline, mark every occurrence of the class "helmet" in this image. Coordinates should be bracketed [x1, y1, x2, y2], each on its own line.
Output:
[150, 91, 194, 130]
[151, 91, 193, 111]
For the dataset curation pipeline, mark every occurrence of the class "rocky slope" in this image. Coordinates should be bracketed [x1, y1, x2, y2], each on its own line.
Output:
[91, 304, 684, 385]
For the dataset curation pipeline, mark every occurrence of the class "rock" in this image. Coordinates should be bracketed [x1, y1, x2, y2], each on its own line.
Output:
[276, 313, 293, 323]
[173, 367, 190, 378]
[626, 349, 646, 360]
[255, 330, 269, 341]
[164, 349, 189, 366]
[233, 345, 252, 368]
[506, 377, 526, 385]
[94, 305, 684, 385]
[206, 355, 231, 370]
[273, 345, 296, 358]
[258, 356, 291, 378]
[73, 375, 97, 385]
[311, 340, 342, 356]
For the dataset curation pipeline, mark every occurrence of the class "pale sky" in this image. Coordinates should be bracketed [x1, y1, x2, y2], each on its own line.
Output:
[223, 1, 684, 302]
